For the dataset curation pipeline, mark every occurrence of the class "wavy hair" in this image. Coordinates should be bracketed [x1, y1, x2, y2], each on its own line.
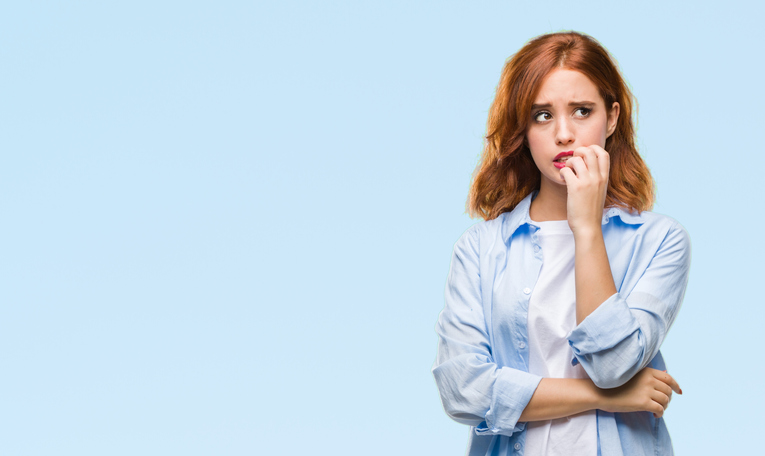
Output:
[467, 31, 654, 220]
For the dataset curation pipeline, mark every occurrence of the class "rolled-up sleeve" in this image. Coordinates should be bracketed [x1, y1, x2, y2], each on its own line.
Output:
[567, 222, 692, 388]
[432, 228, 541, 436]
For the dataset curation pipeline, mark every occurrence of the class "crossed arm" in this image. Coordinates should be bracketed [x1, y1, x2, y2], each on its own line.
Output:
[519, 368, 681, 422]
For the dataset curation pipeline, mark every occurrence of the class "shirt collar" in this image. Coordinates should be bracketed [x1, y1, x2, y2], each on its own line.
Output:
[500, 192, 536, 241]
[501, 191, 645, 242]
[602, 206, 645, 225]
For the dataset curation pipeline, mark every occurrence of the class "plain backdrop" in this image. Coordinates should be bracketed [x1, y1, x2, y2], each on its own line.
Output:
[1, 1, 761, 455]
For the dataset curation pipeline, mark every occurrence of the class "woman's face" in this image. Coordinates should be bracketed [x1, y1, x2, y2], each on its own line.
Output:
[526, 68, 619, 188]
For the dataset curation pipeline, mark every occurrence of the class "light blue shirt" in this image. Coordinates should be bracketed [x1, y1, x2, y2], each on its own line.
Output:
[433, 192, 691, 456]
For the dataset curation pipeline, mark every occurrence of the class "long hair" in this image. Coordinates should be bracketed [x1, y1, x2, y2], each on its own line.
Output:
[467, 31, 654, 220]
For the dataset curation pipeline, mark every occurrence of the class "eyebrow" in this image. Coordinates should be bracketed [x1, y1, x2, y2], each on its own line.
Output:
[531, 101, 597, 110]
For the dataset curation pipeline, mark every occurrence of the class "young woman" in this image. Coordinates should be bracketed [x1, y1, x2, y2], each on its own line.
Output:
[432, 32, 691, 456]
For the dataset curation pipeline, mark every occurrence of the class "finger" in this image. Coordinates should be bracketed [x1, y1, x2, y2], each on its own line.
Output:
[668, 375, 682, 395]
[654, 380, 672, 398]
[560, 166, 576, 185]
[650, 401, 664, 418]
[596, 149, 610, 180]
[574, 147, 598, 176]
[586, 144, 608, 157]
[572, 146, 592, 161]
[655, 370, 682, 395]
[567, 156, 588, 178]
[651, 390, 670, 409]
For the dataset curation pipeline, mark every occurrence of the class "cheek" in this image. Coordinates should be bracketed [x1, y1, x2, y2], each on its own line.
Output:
[600, 128, 610, 147]
[525, 141, 542, 164]
[525, 131, 543, 154]
[594, 130, 607, 148]
[581, 122, 609, 148]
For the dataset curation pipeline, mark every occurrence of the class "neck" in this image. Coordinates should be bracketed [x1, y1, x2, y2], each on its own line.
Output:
[529, 180, 568, 222]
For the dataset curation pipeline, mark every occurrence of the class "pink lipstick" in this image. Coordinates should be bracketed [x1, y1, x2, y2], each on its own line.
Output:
[553, 151, 574, 169]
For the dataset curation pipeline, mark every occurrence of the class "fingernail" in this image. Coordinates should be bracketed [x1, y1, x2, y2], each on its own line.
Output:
[679, 388, 683, 395]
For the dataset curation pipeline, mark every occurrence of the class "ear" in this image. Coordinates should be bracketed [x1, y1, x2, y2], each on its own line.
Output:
[606, 102, 620, 138]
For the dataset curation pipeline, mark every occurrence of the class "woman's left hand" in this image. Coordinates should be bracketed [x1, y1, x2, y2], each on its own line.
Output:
[559, 145, 610, 236]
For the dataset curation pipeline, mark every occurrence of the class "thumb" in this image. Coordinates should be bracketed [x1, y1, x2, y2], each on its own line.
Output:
[560, 167, 575, 185]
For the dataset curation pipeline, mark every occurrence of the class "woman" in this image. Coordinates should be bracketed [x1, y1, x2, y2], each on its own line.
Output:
[432, 32, 691, 456]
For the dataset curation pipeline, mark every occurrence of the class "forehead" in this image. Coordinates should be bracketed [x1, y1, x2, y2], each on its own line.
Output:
[534, 69, 602, 104]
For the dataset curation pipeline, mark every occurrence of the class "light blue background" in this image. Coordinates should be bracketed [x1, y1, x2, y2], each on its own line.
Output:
[2, 1, 760, 455]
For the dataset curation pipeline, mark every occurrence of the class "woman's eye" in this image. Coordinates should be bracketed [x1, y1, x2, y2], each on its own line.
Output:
[574, 107, 591, 117]
[534, 112, 552, 122]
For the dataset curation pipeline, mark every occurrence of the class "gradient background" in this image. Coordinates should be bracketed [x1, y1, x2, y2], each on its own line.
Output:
[2, 1, 760, 455]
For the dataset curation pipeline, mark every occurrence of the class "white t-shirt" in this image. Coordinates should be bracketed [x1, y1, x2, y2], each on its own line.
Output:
[524, 220, 597, 456]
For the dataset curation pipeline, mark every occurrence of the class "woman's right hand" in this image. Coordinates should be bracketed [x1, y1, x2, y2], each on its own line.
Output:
[597, 368, 682, 418]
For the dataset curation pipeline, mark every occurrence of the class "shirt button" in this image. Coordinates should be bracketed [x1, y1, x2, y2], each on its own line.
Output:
[523, 287, 531, 295]
[533, 245, 540, 252]
[514, 443, 522, 451]
[518, 342, 526, 349]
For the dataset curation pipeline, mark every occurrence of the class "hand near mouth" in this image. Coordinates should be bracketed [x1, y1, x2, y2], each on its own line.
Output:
[559, 145, 617, 325]
[559, 145, 610, 236]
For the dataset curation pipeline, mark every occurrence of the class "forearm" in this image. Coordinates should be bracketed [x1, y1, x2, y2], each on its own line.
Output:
[519, 378, 600, 422]
[574, 227, 617, 324]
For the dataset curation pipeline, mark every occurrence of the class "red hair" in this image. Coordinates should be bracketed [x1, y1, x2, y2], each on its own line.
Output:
[467, 31, 654, 220]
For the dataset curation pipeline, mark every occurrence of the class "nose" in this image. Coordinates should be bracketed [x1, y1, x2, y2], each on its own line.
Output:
[555, 117, 575, 145]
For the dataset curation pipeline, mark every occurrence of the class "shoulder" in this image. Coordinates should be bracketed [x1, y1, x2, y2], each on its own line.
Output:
[636, 210, 683, 227]
[637, 211, 690, 245]
[610, 208, 690, 241]
[610, 209, 691, 264]
[454, 221, 490, 253]
[457, 212, 514, 247]
[449, 215, 512, 267]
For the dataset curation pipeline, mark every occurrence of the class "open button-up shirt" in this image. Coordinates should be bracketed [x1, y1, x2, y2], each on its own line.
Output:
[432, 192, 691, 456]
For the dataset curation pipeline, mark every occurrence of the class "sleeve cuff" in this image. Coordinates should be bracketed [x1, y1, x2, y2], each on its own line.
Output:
[567, 293, 640, 366]
[474, 368, 542, 436]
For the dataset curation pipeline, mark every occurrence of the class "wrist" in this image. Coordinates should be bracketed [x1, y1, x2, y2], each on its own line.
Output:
[572, 224, 603, 243]
[584, 380, 605, 411]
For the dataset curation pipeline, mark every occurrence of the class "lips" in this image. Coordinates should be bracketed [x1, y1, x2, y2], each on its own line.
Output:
[553, 151, 574, 169]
